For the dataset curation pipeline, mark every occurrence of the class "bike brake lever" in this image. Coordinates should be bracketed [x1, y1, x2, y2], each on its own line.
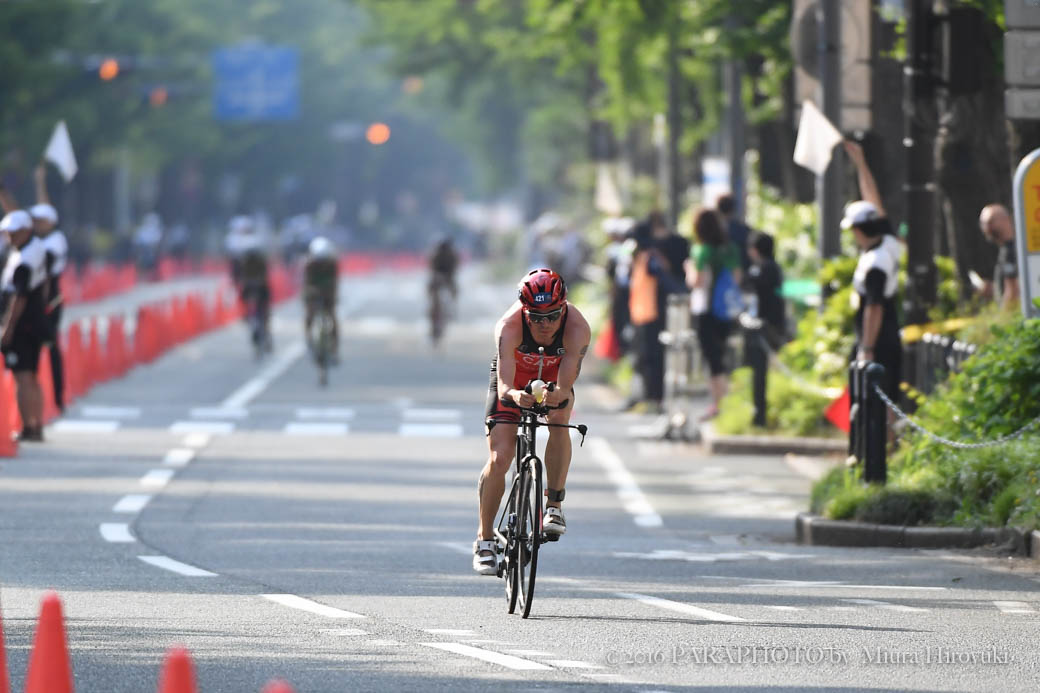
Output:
[576, 424, 588, 446]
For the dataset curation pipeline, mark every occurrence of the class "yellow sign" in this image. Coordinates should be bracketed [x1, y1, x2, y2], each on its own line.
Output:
[1025, 157, 1040, 253]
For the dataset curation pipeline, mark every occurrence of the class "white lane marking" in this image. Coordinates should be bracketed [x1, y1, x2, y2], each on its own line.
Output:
[424, 629, 476, 636]
[220, 341, 306, 409]
[296, 407, 355, 420]
[731, 579, 948, 591]
[170, 421, 234, 435]
[182, 433, 211, 448]
[50, 420, 120, 434]
[842, 598, 926, 613]
[419, 643, 551, 671]
[320, 628, 369, 636]
[587, 438, 663, 528]
[616, 592, 745, 622]
[994, 600, 1035, 614]
[402, 408, 462, 421]
[113, 494, 152, 513]
[81, 406, 141, 419]
[436, 541, 473, 556]
[505, 650, 553, 657]
[163, 448, 195, 467]
[262, 594, 365, 618]
[398, 423, 464, 437]
[190, 407, 248, 419]
[284, 422, 349, 436]
[356, 317, 397, 335]
[99, 523, 135, 543]
[764, 606, 803, 612]
[544, 660, 605, 669]
[140, 469, 175, 488]
[138, 555, 218, 577]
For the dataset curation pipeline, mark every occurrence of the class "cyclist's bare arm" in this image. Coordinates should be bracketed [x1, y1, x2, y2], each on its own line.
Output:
[544, 308, 590, 407]
[495, 313, 533, 409]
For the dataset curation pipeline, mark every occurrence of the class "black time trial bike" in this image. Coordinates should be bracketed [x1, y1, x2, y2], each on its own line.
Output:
[490, 372, 587, 619]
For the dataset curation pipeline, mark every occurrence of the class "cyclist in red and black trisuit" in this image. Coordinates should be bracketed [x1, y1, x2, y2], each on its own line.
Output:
[474, 268, 591, 575]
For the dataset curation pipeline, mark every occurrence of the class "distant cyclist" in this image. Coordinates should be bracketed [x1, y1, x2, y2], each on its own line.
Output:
[428, 237, 458, 343]
[225, 215, 272, 352]
[303, 236, 339, 360]
[473, 268, 591, 575]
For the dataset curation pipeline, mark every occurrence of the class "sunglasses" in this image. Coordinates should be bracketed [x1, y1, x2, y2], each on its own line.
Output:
[525, 308, 563, 324]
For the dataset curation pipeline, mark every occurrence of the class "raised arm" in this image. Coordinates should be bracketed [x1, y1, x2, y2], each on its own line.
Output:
[0, 180, 17, 214]
[34, 164, 52, 206]
[843, 140, 884, 215]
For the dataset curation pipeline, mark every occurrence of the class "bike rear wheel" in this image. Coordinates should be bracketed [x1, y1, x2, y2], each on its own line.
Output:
[516, 456, 542, 618]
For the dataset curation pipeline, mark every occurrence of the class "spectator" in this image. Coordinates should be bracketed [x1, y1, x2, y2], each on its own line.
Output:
[744, 231, 786, 427]
[628, 219, 684, 413]
[978, 204, 1019, 311]
[649, 210, 690, 287]
[685, 208, 741, 421]
[603, 217, 635, 354]
[31, 164, 68, 413]
[716, 193, 751, 273]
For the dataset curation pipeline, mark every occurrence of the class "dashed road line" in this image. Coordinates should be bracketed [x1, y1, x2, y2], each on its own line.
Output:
[113, 494, 152, 513]
[99, 523, 135, 543]
[296, 407, 355, 420]
[50, 420, 120, 434]
[398, 423, 464, 437]
[81, 406, 141, 419]
[419, 643, 551, 671]
[138, 555, 218, 577]
[842, 598, 926, 613]
[163, 448, 195, 467]
[994, 600, 1034, 614]
[616, 592, 745, 622]
[262, 594, 365, 618]
[544, 660, 604, 669]
[220, 341, 306, 409]
[182, 433, 211, 448]
[764, 606, 803, 612]
[424, 628, 476, 636]
[140, 469, 175, 488]
[505, 650, 554, 657]
[170, 421, 235, 435]
[402, 408, 461, 421]
[588, 438, 663, 528]
[284, 422, 350, 436]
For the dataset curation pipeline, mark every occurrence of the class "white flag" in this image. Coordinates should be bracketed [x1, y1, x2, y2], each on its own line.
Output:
[793, 100, 843, 176]
[44, 121, 78, 182]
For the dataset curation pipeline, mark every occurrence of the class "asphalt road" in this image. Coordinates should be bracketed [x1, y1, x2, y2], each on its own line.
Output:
[1, 266, 1038, 692]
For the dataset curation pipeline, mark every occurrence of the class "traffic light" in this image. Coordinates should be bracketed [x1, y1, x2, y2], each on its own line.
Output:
[366, 122, 391, 145]
[98, 58, 120, 81]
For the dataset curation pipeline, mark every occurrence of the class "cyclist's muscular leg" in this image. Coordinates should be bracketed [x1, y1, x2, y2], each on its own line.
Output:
[544, 394, 575, 508]
[477, 422, 517, 540]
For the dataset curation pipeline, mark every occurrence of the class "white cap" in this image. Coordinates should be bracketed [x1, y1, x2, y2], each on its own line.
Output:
[840, 200, 881, 230]
[0, 210, 33, 233]
[29, 203, 58, 224]
[229, 215, 254, 234]
[308, 236, 335, 259]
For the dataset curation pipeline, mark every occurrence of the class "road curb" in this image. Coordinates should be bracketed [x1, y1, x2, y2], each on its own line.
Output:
[701, 423, 847, 456]
[796, 513, 1031, 554]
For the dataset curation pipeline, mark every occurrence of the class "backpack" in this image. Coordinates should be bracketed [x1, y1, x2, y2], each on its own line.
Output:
[710, 261, 743, 322]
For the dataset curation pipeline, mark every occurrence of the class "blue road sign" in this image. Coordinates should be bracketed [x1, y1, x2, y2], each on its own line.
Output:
[212, 44, 300, 122]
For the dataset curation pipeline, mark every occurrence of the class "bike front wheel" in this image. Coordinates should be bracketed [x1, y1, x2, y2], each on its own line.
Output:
[503, 474, 521, 614]
[516, 456, 542, 618]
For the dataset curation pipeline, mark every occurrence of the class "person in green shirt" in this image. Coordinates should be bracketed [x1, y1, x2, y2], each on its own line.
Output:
[685, 208, 742, 420]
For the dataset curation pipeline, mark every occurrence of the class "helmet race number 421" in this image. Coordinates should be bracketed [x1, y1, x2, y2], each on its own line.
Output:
[518, 268, 566, 311]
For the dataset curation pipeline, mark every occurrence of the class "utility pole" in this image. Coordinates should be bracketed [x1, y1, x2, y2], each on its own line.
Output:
[818, 0, 842, 260]
[904, 0, 938, 324]
[725, 13, 746, 219]
[666, 11, 682, 229]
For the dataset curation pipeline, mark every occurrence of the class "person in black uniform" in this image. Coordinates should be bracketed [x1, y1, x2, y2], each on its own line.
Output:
[0, 210, 50, 441]
[744, 231, 786, 427]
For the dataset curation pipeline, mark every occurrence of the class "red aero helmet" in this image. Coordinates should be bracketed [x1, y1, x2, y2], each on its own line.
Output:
[518, 268, 566, 311]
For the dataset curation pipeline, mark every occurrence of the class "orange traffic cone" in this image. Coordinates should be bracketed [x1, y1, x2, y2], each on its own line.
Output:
[37, 348, 59, 424]
[25, 591, 73, 693]
[0, 372, 18, 457]
[0, 594, 10, 693]
[261, 680, 295, 693]
[157, 646, 197, 693]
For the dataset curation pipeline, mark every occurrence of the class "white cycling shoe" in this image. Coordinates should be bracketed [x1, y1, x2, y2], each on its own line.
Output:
[543, 507, 566, 537]
[472, 539, 498, 575]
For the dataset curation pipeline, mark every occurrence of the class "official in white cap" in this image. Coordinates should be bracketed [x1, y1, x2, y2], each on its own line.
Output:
[0, 209, 50, 441]
[30, 179, 70, 411]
